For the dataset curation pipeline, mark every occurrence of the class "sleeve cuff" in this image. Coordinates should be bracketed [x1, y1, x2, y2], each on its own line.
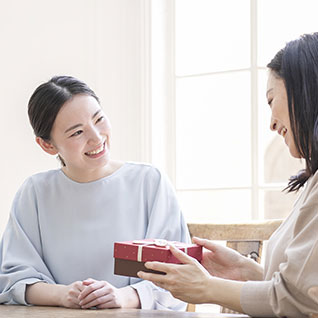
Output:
[130, 280, 187, 311]
[130, 280, 156, 309]
[241, 280, 276, 317]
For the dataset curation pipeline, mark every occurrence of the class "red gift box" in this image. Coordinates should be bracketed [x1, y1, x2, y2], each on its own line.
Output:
[113, 239, 202, 277]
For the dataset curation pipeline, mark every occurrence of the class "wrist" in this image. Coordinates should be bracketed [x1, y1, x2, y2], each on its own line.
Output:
[55, 284, 67, 307]
[26, 282, 65, 307]
[207, 277, 244, 313]
[239, 257, 263, 281]
[120, 286, 141, 308]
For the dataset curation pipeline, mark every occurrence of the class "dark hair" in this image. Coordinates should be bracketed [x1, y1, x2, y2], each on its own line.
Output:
[28, 76, 100, 166]
[267, 33, 318, 192]
[28, 75, 99, 141]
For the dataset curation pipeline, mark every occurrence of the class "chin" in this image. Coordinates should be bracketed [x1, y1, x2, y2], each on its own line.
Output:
[289, 148, 302, 159]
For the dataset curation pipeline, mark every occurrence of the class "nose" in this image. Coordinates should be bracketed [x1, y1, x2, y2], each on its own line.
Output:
[88, 126, 103, 144]
[270, 117, 277, 131]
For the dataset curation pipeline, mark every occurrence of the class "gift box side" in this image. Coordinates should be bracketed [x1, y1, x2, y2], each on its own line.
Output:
[114, 242, 140, 260]
[114, 258, 165, 278]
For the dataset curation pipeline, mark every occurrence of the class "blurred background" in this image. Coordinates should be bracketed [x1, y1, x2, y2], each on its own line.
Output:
[1, 0, 316, 234]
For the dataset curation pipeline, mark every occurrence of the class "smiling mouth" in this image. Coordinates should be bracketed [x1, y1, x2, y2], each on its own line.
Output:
[85, 142, 105, 156]
[281, 127, 287, 137]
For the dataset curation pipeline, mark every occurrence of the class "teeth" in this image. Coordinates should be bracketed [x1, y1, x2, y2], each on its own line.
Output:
[282, 128, 287, 137]
[86, 144, 104, 155]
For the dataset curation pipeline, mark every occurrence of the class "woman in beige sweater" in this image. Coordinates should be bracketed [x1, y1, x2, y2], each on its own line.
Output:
[138, 33, 318, 318]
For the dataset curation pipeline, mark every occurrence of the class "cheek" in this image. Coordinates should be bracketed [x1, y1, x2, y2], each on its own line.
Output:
[102, 122, 112, 136]
[59, 140, 82, 155]
[270, 104, 279, 118]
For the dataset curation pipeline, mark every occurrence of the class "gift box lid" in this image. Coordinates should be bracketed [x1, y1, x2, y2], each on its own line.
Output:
[113, 239, 202, 264]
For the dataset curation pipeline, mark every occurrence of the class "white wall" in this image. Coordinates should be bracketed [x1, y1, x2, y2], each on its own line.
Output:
[0, 0, 150, 233]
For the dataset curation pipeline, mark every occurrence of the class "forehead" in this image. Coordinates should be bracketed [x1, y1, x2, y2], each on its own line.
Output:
[55, 95, 101, 124]
[267, 72, 286, 96]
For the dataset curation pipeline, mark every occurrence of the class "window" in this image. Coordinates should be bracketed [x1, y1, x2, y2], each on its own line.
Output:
[151, 0, 318, 223]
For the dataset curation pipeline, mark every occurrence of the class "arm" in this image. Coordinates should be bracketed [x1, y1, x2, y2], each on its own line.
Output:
[240, 206, 318, 318]
[129, 167, 191, 310]
[139, 198, 318, 317]
[138, 243, 245, 313]
[26, 281, 84, 308]
[0, 179, 56, 305]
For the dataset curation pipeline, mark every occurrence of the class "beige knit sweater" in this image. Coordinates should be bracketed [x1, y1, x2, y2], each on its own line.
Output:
[241, 170, 318, 317]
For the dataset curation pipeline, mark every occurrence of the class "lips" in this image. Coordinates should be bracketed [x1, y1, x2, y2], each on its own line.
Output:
[278, 127, 287, 137]
[85, 142, 105, 156]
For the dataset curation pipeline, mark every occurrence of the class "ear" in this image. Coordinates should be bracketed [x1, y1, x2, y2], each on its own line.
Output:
[36, 137, 58, 155]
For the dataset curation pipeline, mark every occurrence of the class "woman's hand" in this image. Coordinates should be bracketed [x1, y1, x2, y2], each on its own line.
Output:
[137, 244, 213, 304]
[59, 281, 85, 308]
[25, 281, 85, 308]
[78, 278, 140, 309]
[137, 243, 246, 312]
[193, 237, 263, 281]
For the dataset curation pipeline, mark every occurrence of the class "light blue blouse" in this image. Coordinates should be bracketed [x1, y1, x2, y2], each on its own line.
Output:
[0, 162, 190, 310]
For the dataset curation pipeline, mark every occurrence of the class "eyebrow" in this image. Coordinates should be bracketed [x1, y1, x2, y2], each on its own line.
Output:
[64, 109, 101, 134]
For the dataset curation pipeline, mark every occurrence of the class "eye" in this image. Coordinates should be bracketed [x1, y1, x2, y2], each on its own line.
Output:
[70, 130, 83, 137]
[267, 99, 273, 107]
[96, 116, 104, 124]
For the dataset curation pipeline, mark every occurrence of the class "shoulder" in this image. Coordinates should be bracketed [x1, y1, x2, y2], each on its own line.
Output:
[293, 170, 318, 234]
[123, 162, 174, 189]
[15, 169, 61, 198]
[29, 169, 61, 187]
[124, 162, 163, 179]
[301, 170, 318, 208]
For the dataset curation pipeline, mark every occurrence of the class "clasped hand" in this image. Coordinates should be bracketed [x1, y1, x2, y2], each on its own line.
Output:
[62, 278, 125, 309]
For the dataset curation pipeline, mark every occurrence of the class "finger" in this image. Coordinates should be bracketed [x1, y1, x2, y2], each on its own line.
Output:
[78, 281, 105, 300]
[81, 295, 112, 309]
[96, 297, 121, 309]
[192, 237, 218, 252]
[144, 260, 178, 274]
[82, 278, 96, 285]
[137, 270, 168, 284]
[69, 288, 82, 298]
[79, 286, 108, 306]
[71, 281, 85, 293]
[169, 244, 198, 264]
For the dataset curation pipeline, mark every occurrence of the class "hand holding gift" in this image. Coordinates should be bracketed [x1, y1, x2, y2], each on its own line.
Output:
[137, 243, 212, 304]
[113, 239, 202, 278]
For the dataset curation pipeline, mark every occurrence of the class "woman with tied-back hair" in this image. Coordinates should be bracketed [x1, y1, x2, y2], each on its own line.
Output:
[138, 33, 318, 318]
[0, 76, 190, 310]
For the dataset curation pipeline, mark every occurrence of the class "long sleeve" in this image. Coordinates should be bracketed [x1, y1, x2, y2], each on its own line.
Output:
[129, 167, 190, 310]
[0, 178, 55, 305]
[241, 174, 318, 318]
[0, 164, 191, 310]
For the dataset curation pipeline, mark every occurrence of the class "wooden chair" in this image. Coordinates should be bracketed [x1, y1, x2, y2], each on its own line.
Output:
[186, 219, 283, 313]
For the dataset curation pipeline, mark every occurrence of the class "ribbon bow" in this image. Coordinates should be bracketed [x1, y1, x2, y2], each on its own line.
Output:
[132, 240, 168, 261]
[132, 239, 187, 262]
[132, 239, 168, 247]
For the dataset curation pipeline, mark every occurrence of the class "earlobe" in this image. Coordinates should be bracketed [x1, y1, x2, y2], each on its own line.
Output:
[36, 137, 58, 155]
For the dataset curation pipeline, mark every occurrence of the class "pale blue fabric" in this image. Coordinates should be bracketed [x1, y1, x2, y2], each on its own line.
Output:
[0, 162, 189, 310]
